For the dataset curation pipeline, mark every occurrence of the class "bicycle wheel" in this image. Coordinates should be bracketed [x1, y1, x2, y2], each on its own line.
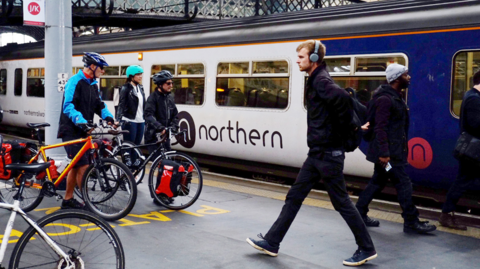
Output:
[0, 174, 44, 212]
[9, 209, 125, 269]
[109, 141, 146, 185]
[82, 158, 137, 221]
[149, 152, 203, 210]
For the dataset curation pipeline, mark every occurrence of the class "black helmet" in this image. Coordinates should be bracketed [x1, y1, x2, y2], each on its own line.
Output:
[152, 70, 173, 86]
[83, 52, 109, 68]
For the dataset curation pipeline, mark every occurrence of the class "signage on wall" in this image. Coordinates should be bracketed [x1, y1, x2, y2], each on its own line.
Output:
[23, 0, 45, 27]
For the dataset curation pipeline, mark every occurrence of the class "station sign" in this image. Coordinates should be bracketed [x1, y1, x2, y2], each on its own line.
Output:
[23, 0, 45, 27]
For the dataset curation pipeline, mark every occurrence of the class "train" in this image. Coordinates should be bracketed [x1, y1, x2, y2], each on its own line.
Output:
[1, 0, 480, 204]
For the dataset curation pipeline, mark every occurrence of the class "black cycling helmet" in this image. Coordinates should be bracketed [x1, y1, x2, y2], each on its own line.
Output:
[152, 70, 173, 86]
[83, 52, 109, 68]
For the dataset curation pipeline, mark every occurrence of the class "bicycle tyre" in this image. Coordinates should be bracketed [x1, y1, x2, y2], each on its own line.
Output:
[82, 158, 137, 221]
[9, 209, 125, 269]
[149, 152, 203, 210]
[110, 141, 146, 185]
[0, 176, 44, 212]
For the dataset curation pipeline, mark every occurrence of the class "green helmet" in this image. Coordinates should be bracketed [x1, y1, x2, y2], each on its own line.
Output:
[126, 65, 144, 77]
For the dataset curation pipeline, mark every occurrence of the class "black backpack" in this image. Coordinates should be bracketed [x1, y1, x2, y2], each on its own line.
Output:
[344, 87, 367, 152]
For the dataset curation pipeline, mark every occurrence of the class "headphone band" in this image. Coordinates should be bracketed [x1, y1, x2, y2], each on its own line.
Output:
[314, 40, 319, 56]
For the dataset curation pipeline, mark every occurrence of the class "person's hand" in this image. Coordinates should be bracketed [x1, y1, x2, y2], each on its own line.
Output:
[361, 122, 370, 131]
[77, 123, 94, 135]
[161, 129, 166, 135]
[109, 121, 120, 129]
[379, 156, 390, 167]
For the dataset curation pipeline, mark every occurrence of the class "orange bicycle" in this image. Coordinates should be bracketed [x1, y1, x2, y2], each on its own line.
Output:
[0, 122, 137, 221]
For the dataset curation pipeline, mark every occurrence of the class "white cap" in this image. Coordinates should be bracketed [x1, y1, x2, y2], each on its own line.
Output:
[386, 64, 408, 83]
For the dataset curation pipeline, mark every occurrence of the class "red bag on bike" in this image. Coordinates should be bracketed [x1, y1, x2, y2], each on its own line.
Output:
[0, 143, 13, 180]
[179, 164, 193, 196]
[155, 160, 184, 198]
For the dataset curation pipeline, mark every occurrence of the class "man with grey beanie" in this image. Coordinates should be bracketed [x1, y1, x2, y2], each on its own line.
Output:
[355, 63, 437, 234]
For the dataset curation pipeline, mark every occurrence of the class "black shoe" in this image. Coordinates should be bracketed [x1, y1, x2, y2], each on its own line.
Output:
[61, 198, 85, 210]
[404, 221, 436, 234]
[362, 215, 380, 227]
[246, 233, 279, 257]
[343, 249, 378, 266]
[124, 155, 132, 167]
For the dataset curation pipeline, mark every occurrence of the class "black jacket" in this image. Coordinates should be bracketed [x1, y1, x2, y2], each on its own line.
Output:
[460, 88, 480, 139]
[366, 85, 409, 165]
[305, 62, 356, 156]
[57, 71, 114, 138]
[144, 90, 179, 142]
[117, 83, 146, 121]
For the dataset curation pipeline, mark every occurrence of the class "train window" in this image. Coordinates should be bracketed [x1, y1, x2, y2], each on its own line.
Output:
[150, 63, 205, 105]
[99, 66, 123, 101]
[14, 69, 22, 96]
[324, 58, 351, 73]
[216, 60, 289, 109]
[27, 68, 45, 98]
[217, 62, 249, 75]
[178, 64, 204, 75]
[252, 61, 288, 74]
[304, 54, 407, 108]
[451, 51, 480, 117]
[355, 56, 406, 73]
[0, 69, 6, 95]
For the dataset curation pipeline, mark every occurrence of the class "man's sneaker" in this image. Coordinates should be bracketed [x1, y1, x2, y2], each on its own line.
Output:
[61, 198, 85, 209]
[153, 195, 174, 206]
[132, 158, 142, 168]
[404, 221, 437, 234]
[362, 215, 380, 227]
[343, 249, 377, 266]
[439, 212, 467, 231]
[124, 155, 132, 167]
[246, 234, 279, 257]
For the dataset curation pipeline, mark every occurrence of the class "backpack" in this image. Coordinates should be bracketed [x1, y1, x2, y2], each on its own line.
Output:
[155, 159, 184, 198]
[344, 87, 367, 152]
[0, 143, 13, 180]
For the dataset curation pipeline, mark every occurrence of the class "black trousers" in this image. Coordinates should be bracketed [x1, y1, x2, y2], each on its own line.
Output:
[356, 164, 419, 225]
[264, 153, 375, 252]
[442, 160, 480, 213]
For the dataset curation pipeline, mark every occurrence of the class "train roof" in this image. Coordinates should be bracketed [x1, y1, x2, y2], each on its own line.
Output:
[1, 0, 480, 60]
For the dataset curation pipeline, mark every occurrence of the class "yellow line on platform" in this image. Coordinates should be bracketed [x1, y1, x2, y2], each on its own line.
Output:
[203, 179, 480, 239]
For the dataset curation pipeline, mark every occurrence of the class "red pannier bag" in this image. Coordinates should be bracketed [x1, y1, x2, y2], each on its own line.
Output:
[179, 163, 193, 196]
[0, 143, 13, 180]
[155, 160, 185, 198]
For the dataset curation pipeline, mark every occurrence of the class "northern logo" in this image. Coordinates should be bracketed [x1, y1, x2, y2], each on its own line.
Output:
[172, 111, 196, 148]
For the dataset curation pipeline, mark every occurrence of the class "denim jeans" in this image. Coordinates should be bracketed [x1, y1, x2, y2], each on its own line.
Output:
[442, 160, 480, 213]
[264, 153, 375, 252]
[121, 121, 145, 164]
[356, 164, 419, 225]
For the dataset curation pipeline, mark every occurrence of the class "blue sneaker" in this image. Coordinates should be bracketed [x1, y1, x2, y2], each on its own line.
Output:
[246, 234, 279, 257]
[343, 249, 377, 266]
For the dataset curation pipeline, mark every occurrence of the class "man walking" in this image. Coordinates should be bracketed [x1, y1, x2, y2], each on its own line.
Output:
[355, 64, 436, 234]
[246, 40, 377, 267]
[439, 70, 480, 230]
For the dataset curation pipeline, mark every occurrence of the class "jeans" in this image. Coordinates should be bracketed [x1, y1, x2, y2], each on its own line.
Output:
[442, 160, 480, 213]
[121, 121, 145, 164]
[356, 164, 419, 225]
[264, 153, 375, 252]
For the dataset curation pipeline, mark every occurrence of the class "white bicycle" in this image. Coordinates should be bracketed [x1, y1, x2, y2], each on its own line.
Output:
[0, 135, 125, 269]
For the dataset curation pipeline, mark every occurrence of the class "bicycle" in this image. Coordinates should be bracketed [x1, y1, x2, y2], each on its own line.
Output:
[0, 134, 125, 269]
[105, 127, 203, 210]
[0, 122, 137, 221]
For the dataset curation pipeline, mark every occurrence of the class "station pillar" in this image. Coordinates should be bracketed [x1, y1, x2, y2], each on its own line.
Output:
[44, 0, 72, 155]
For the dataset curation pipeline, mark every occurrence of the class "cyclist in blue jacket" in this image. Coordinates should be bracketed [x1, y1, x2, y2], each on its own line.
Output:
[57, 52, 118, 209]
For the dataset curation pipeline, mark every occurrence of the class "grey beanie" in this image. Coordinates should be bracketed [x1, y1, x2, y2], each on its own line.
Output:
[386, 64, 408, 83]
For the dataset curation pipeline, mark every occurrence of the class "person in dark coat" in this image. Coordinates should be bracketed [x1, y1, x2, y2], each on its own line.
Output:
[246, 40, 377, 267]
[355, 64, 436, 234]
[439, 70, 480, 230]
[117, 65, 146, 167]
[144, 70, 179, 156]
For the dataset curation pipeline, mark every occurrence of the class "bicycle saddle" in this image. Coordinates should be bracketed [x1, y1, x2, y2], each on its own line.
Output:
[5, 162, 51, 173]
[27, 122, 51, 129]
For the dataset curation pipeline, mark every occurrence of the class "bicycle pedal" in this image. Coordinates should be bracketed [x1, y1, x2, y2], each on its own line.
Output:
[41, 181, 57, 198]
[55, 194, 63, 201]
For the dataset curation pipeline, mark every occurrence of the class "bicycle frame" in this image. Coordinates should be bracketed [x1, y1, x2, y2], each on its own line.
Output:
[0, 200, 73, 266]
[18, 136, 96, 189]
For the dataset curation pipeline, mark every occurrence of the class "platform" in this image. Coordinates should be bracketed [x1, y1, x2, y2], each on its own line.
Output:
[1, 170, 480, 268]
